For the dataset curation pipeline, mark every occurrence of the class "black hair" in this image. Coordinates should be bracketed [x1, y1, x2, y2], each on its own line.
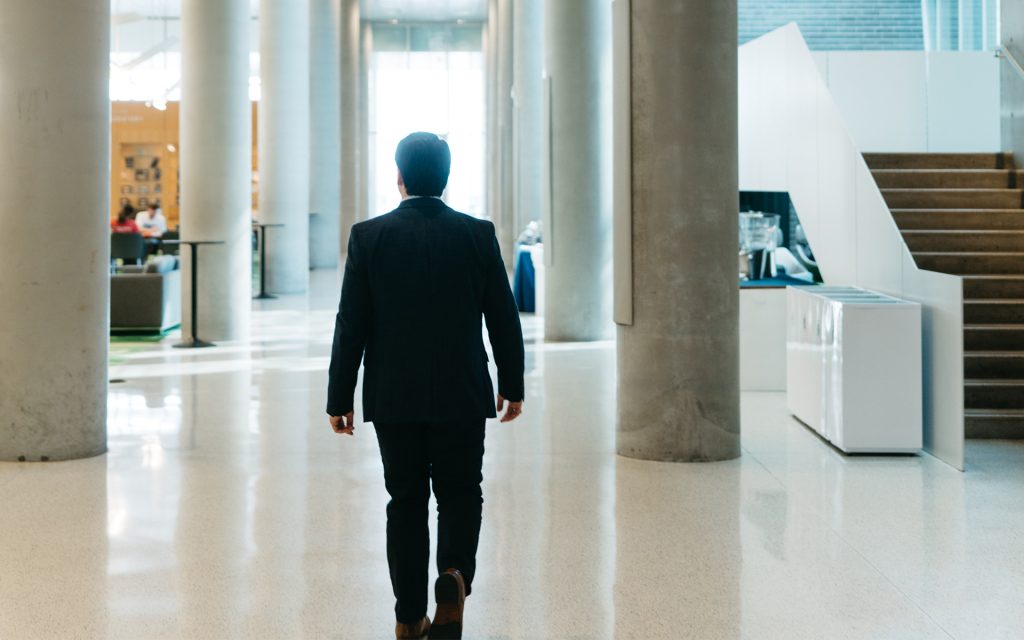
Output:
[395, 132, 451, 197]
[118, 203, 135, 223]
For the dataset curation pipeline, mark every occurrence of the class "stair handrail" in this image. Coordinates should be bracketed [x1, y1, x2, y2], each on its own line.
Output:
[996, 45, 1024, 81]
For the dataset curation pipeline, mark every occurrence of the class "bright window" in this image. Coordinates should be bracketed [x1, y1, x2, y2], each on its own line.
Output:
[369, 26, 486, 218]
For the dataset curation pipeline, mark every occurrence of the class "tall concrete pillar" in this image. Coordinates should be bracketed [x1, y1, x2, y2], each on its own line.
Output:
[486, 2, 500, 230]
[340, 0, 360, 255]
[513, 0, 544, 231]
[259, 0, 310, 293]
[497, 0, 516, 264]
[309, 0, 342, 269]
[543, 0, 612, 341]
[615, 0, 740, 462]
[358, 21, 373, 221]
[181, 0, 253, 341]
[0, 0, 109, 460]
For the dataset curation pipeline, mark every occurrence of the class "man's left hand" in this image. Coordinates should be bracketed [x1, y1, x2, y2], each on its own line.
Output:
[329, 412, 355, 436]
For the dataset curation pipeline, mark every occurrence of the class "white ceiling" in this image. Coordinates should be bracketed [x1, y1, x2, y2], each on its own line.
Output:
[111, 0, 487, 22]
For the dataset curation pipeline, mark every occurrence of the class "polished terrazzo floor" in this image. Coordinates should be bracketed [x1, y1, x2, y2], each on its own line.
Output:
[2, 269, 1024, 639]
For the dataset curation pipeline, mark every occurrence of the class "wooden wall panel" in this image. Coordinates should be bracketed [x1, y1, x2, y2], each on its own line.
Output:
[111, 102, 259, 229]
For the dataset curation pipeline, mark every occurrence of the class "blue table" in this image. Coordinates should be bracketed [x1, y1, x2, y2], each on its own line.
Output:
[513, 246, 536, 312]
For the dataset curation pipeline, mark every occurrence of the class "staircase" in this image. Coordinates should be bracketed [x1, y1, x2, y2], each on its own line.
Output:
[865, 152, 1024, 438]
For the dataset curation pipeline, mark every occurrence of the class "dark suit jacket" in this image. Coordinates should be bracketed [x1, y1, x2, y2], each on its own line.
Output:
[326, 197, 525, 423]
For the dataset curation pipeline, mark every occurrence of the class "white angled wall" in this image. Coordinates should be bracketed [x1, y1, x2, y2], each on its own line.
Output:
[740, 24, 966, 470]
[812, 49, 1001, 153]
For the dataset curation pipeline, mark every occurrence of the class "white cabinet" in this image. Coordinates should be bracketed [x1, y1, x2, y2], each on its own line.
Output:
[786, 286, 922, 453]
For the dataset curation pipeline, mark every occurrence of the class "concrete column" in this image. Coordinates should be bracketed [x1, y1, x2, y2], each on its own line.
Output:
[309, 0, 342, 269]
[0, 0, 109, 460]
[485, 3, 500, 229]
[513, 0, 545, 231]
[543, 0, 612, 341]
[497, 0, 516, 264]
[615, 0, 740, 462]
[259, 0, 310, 293]
[358, 21, 373, 221]
[181, 0, 252, 341]
[340, 0, 360, 255]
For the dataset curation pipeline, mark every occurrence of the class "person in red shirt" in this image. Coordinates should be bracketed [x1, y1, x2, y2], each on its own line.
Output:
[111, 204, 139, 234]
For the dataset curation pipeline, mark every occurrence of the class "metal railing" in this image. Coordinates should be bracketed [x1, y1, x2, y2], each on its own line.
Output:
[996, 45, 1024, 81]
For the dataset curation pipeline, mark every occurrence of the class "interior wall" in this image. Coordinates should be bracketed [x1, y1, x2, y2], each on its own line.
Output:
[739, 24, 965, 470]
[813, 50, 1000, 153]
[111, 102, 259, 228]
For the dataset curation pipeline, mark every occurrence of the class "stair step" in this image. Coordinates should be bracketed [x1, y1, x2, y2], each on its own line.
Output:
[964, 300, 1024, 324]
[965, 325, 1024, 350]
[872, 169, 1013, 189]
[903, 230, 1024, 252]
[965, 379, 1024, 410]
[963, 275, 1024, 299]
[892, 209, 1024, 230]
[882, 188, 1024, 210]
[964, 351, 1024, 378]
[912, 252, 1024, 275]
[965, 409, 1024, 438]
[864, 152, 1012, 170]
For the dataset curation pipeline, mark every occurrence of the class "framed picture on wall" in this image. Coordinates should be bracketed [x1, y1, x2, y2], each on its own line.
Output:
[154, 183, 162, 194]
[134, 168, 149, 181]
[138, 197, 149, 208]
[125, 157, 135, 169]
[137, 185, 149, 196]
[120, 185, 133, 194]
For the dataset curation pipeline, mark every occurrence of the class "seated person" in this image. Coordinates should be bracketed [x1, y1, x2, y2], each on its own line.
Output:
[136, 203, 168, 238]
[111, 204, 139, 234]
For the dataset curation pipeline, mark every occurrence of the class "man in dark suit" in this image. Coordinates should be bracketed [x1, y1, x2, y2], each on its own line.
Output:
[327, 132, 525, 640]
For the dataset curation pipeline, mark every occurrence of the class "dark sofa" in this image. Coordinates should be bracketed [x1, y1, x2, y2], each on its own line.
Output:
[110, 256, 181, 334]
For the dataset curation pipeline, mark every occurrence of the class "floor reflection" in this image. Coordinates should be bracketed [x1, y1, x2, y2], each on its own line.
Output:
[1, 270, 1024, 639]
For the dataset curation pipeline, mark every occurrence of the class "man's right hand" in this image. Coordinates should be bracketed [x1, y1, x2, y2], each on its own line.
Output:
[496, 394, 523, 423]
[329, 411, 355, 436]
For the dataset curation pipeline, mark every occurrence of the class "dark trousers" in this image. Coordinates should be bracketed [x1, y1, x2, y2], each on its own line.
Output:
[373, 419, 486, 624]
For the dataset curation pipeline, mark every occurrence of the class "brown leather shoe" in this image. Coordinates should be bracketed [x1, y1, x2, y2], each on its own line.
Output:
[428, 569, 466, 639]
[395, 616, 430, 639]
